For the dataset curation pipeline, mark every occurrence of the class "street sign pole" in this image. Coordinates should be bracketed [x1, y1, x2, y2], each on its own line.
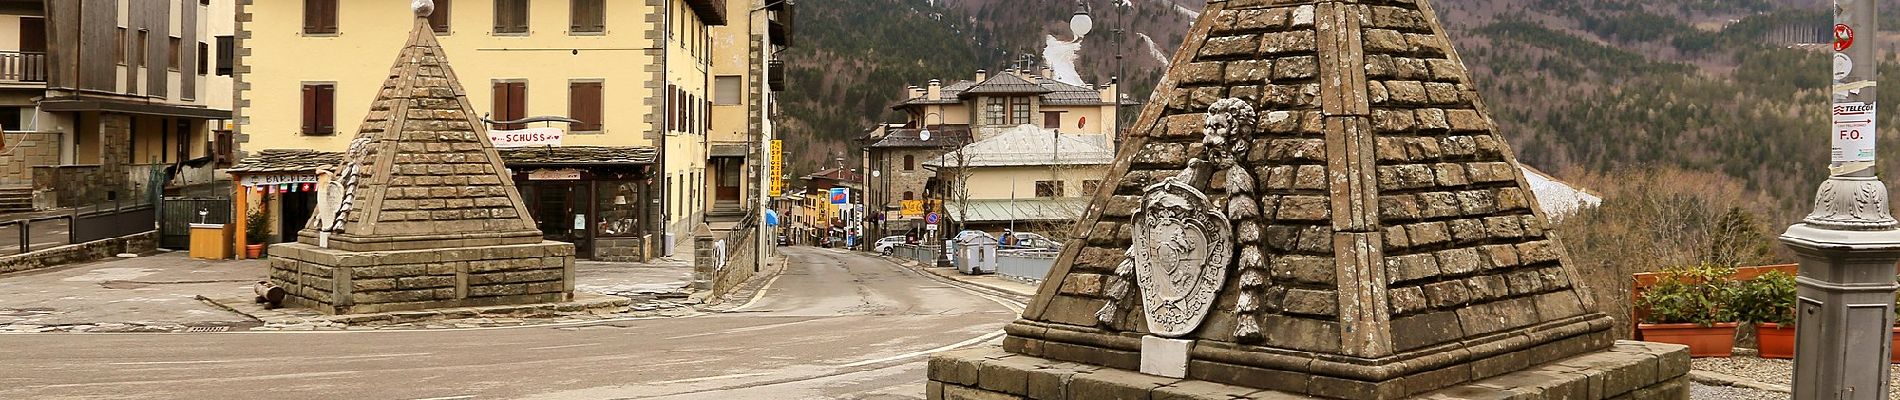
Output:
[1786, 1, 1900, 398]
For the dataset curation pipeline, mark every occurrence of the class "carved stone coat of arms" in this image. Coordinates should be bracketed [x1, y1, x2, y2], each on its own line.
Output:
[1129, 178, 1232, 338]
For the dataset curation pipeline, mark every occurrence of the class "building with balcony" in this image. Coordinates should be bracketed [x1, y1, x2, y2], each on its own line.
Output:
[234, 0, 727, 261]
[704, 0, 791, 229]
[0, 0, 236, 213]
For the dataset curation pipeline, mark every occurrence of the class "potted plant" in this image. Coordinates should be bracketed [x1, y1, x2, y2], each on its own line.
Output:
[1636, 264, 1741, 357]
[244, 210, 269, 258]
[1731, 270, 1796, 359]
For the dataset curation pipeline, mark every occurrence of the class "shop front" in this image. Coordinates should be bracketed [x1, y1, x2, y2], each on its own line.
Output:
[510, 166, 651, 261]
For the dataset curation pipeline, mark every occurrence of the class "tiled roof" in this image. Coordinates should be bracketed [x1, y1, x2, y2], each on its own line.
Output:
[867, 126, 973, 148]
[498, 146, 658, 165]
[924, 125, 1114, 168]
[893, 75, 1136, 109]
[228, 149, 344, 173]
[960, 72, 1053, 96]
[944, 198, 1088, 223]
[802, 167, 863, 184]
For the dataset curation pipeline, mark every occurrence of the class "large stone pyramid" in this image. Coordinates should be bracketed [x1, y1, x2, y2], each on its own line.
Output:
[300, 15, 541, 252]
[927, 0, 1687, 399]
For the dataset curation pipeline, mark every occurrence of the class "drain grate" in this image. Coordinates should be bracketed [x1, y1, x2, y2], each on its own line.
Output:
[184, 326, 230, 333]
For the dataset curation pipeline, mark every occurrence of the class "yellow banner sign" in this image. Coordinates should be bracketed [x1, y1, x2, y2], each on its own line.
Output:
[769, 140, 784, 197]
[901, 200, 925, 217]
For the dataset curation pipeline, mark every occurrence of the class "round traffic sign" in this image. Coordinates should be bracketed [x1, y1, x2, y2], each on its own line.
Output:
[926, 213, 940, 224]
[1836, 24, 1855, 52]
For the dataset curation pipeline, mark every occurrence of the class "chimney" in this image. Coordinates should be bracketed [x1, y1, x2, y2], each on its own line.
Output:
[908, 85, 925, 99]
[976, 69, 988, 81]
[1100, 80, 1117, 103]
[928, 79, 942, 100]
[1041, 66, 1053, 78]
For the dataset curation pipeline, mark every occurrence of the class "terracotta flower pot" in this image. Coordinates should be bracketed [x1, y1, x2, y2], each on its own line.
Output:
[245, 244, 264, 258]
[1637, 322, 1737, 357]
[1892, 327, 1900, 363]
[1756, 323, 1794, 360]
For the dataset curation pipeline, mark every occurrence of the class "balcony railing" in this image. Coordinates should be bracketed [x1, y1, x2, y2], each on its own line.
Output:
[0, 51, 46, 83]
[684, 0, 728, 26]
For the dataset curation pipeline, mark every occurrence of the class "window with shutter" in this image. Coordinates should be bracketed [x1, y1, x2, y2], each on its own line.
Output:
[492, 81, 527, 130]
[569, 81, 603, 132]
[494, 0, 528, 34]
[715, 76, 742, 105]
[214, 36, 233, 75]
[665, 85, 676, 132]
[197, 42, 208, 75]
[302, 83, 335, 135]
[167, 37, 180, 71]
[571, 0, 605, 33]
[429, 0, 452, 34]
[304, 0, 338, 34]
[1043, 111, 1062, 129]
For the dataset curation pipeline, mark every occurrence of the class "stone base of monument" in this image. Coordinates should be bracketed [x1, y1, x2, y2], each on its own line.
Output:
[267, 241, 576, 315]
[927, 341, 1688, 400]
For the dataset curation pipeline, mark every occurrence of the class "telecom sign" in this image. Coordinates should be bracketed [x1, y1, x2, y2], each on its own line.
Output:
[829, 187, 849, 205]
[1834, 102, 1877, 163]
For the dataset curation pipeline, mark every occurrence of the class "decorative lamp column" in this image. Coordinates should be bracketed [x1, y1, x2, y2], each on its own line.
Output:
[1785, 1, 1900, 398]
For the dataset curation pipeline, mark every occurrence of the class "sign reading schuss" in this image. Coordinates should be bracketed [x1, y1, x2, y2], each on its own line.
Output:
[489, 127, 564, 148]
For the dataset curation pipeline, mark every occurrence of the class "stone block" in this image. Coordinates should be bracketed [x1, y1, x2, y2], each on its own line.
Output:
[1071, 368, 1176, 400]
[977, 357, 1033, 395]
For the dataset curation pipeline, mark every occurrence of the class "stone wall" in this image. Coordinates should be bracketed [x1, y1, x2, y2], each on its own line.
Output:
[0, 132, 61, 187]
[32, 165, 112, 208]
[0, 231, 157, 275]
[712, 225, 759, 298]
[928, 341, 1689, 400]
[268, 241, 576, 315]
[595, 236, 649, 262]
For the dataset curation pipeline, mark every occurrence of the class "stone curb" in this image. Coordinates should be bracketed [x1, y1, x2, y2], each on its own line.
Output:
[1688, 370, 1792, 394]
[880, 254, 1035, 300]
[202, 293, 637, 327]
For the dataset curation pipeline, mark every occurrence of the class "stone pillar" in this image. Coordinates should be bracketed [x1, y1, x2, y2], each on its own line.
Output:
[693, 226, 715, 290]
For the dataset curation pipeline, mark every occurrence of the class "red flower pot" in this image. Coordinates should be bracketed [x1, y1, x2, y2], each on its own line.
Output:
[1891, 327, 1900, 363]
[1638, 322, 1737, 357]
[1757, 323, 1794, 359]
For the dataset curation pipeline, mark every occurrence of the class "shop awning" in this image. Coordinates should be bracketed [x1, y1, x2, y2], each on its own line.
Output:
[39, 98, 232, 120]
[498, 146, 658, 166]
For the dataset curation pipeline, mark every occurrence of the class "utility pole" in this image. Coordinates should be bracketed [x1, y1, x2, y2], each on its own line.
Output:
[1784, 1, 1900, 398]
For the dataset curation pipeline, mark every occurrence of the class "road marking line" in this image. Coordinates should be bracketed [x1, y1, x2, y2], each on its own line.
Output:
[723, 271, 785, 312]
[407, 395, 475, 400]
[334, 352, 434, 359]
[643, 372, 772, 385]
[839, 328, 1007, 368]
[107, 359, 252, 366]
[524, 343, 599, 351]
[660, 317, 827, 340]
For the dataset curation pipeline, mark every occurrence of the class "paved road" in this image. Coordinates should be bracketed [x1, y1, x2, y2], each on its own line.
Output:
[0, 247, 1021, 399]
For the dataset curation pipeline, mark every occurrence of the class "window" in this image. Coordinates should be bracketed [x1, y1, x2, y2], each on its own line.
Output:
[304, 0, 338, 34]
[136, 30, 148, 66]
[903, 191, 915, 201]
[494, 0, 529, 34]
[1082, 180, 1103, 196]
[714, 76, 742, 105]
[984, 97, 1005, 125]
[197, 42, 208, 75]
[1035, 181, 1064, 197]
[569, 80, 603, 132]
[1011, 97, 1032, 125]
[904, 155, 915, 171]
[301, 83, 335, 135]
[570, 0, 605, 33]
[215, 36, 233, 75]
[492, 81, 527, 130]
[115, 28, 126, 65]
[429, 0, 451, 33]
[665, 85, 676, 132]
[167, 37, 180, 71]
[1043, 111, 1062, 129]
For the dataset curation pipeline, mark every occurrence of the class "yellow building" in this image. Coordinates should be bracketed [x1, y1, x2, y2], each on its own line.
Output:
[705, 0, 790, 229]
[234, 0, 726, 261]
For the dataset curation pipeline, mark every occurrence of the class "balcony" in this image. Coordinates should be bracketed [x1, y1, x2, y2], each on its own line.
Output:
[0, 51, 46, 84]
[685, 0, 728, 26]
[769, 2, 794, 47]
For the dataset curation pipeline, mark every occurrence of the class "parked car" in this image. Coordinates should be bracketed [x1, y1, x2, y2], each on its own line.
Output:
[874, 236, 907, 255]
[1001, 232, 1062, 251]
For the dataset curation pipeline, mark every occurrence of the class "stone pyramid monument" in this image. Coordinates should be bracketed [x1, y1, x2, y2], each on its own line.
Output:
[267, 2, 575, 315]
[927, 0, 1689, 399]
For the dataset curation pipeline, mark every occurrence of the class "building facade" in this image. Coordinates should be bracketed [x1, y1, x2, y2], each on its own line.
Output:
[704, 0, 790, 223]
[235, 0, 729, 261]
[0, 0, 235, 213]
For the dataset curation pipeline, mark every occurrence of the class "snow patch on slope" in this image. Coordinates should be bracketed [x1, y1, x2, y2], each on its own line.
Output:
[1137, 33, 1170, 66]
[1043, 35, 1087, 86]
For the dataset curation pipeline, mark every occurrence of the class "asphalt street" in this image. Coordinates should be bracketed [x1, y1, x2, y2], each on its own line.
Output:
[0, 246, 1021, 399]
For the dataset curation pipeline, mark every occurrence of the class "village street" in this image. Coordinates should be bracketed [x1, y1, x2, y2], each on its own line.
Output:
[0, 247, 1022, 399]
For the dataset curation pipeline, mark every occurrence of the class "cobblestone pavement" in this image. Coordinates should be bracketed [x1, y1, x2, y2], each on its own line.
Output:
[1692, 355, 1900, 399]
[0, 252, 704, 333]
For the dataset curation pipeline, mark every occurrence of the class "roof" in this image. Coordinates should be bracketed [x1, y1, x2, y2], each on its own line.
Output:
[1521, 166, 1602, 218]
[228, 149, 343, 173]
[944, 198, 1088, 223]
[497, 146, 658, 165]
[866, 126, 973, 148]
[892, 74, 1138, 109]
[924, 125, 1114, 168]
[802, 167, 863, 184]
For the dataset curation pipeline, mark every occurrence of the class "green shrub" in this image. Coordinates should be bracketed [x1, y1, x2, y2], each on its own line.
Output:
[1731, 270, 1796, 326]
[1639, 264, 1740, 326]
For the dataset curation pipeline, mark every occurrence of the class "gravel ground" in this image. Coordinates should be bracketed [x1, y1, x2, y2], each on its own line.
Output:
[1693, 356, 1900, 399]
[1691, 382, 1785, 400]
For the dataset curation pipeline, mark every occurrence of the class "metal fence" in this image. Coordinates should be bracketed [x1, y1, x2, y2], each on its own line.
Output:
[996, 249, 1060, 282]
[159, 197, 231, 249]
[0, 215, 72, 256]
[72, 201, 156, 244]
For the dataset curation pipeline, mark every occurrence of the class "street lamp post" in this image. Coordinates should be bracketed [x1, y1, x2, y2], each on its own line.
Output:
[1785, 1, 1900, 398]
[920, 112, 945, 250]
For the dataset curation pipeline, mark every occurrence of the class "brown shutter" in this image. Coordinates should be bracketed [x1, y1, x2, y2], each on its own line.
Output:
[301, 85, 317, 134]
[429, 0, 451, 33]
[665, 85, 676, 132]
[492, 81, 508, 129]
[316, 84, 335, 134]
[304, 0, 319, 33]
[572, 0, 604, 32]
[508, 82, 526, 130]
[570, 81, 602, 132]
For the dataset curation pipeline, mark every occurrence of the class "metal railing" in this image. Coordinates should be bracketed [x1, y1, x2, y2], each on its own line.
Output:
[0, 51, 46, 83]
[0, 214, 71, 256]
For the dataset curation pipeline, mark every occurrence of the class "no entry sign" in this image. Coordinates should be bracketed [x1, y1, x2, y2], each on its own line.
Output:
[1836, 24, 1855, 52]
